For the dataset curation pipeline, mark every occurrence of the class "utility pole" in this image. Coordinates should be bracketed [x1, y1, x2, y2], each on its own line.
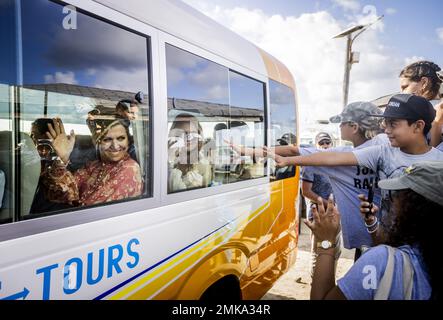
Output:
[333, 15, 384, 108]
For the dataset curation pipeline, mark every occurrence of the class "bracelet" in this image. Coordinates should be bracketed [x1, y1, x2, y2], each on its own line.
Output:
[367, 223, 379, 234]
[364, 216, 378, 228]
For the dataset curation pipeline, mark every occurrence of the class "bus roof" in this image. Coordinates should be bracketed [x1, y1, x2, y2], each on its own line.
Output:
[93, 0, 295, 90]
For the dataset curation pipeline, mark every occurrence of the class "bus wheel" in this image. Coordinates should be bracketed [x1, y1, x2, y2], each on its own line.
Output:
[200, 275, 242, 301]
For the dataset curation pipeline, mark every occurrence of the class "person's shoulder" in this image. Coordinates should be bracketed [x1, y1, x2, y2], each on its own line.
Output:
[430, 146, 443, 158]
[353, 245, 390, 271]
[123, 157, 141, 170]
[371, 133, 390, 145]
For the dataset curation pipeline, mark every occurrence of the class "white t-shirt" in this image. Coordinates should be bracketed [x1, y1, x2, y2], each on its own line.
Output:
[353, 144, 443, 221]
[299, 134, 389, 249]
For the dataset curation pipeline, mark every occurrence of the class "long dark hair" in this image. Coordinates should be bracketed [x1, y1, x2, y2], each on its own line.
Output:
[385, 189, 443, 300]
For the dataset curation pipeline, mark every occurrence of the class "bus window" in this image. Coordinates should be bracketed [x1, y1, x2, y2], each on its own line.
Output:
[166, 44, 229, 193]
[269, 80, 297, 180]
[228, 71, 266, 183]
[7, 0, 152, 221]
[165, 45, 266, 193]
[0, 0, 16, 224]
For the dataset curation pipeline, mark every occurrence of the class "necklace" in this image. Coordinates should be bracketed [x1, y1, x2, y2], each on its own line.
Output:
[80, 154, 129, 204]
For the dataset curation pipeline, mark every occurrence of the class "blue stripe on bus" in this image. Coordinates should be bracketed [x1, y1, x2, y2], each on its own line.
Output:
[93, 221, 232, 300]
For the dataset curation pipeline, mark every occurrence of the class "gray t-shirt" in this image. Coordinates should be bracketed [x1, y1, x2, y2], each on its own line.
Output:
[337, 245, 431, 300]
[437, 142, 443, 152]
[353, 144, 443, 222]
[299, 134, 389, 249]
[301, 166, 333, 219]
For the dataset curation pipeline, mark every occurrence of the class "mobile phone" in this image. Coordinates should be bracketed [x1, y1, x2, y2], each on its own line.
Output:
[366, 182, 375, 219]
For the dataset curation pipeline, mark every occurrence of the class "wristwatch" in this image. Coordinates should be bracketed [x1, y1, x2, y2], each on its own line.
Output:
[317, 240, 336, 250]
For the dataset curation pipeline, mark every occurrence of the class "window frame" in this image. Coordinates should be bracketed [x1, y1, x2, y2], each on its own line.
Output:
[0, 0, 160, 241]
[160, 33, 270, 207]
[268, 79, 298, 181]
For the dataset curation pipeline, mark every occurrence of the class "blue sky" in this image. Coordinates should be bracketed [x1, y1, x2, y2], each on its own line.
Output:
[184, 0, 443, 133]
[198, 0, 442, 64]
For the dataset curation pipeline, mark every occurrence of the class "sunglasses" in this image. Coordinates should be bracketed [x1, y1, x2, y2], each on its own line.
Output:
[318, 140, 332, 146]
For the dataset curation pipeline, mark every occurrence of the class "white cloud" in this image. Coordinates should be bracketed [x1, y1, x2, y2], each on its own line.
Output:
[44, 71, 78, 85]
[385, 8, 397, 15]
[93, 67, 147, 93]
[404, 56, 426, 66]
[332, 0, 361, 12]
[183, 1, 406, 133]
[437, 27, 443, 43]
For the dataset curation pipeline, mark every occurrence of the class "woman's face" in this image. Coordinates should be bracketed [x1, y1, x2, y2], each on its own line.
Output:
[99, 124, 129, 162]
[170, 120, 200, 153]
[399, 76, 423, 96]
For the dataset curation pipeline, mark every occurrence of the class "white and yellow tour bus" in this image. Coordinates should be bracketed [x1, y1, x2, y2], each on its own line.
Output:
[0, 0, 300, 300]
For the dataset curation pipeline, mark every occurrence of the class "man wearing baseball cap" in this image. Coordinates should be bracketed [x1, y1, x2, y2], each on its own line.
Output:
[314, 132, 333, 149]
[277, 133, 296, 146]
[270, 94, 443, 247]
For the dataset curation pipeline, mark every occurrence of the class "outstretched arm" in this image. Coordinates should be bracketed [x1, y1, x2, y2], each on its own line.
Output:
[272, 144, 300, 156]
[269, 151, 359, 168]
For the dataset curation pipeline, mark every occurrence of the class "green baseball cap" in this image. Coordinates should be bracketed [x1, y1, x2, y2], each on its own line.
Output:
[329, 101, 383, 130]
[378, 161, 443, 206]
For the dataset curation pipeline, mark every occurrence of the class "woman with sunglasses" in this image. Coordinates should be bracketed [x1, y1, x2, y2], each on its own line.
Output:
[308, 161, 442, 300]
[168, 113, 212, 193]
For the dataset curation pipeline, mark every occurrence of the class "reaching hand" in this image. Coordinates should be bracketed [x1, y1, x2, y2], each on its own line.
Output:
[46, 118, 75, 164]
[304, 194, 341, 243]
[266, 149, 290, 168]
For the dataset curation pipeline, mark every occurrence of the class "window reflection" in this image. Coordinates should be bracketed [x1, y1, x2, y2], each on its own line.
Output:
[6, 0, 152, 221]
[270, 80, 297, 180]
[166, 45, 266, 193]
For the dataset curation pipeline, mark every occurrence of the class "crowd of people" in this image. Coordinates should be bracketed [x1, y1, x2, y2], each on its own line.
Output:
[3, 58, 442, 300]
[232, 60, 443, 300]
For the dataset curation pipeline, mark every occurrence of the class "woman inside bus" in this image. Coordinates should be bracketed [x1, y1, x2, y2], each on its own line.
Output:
[307, 161, 442, 300]
[168, 113, 212, 193]
[41, 117, 143, 206]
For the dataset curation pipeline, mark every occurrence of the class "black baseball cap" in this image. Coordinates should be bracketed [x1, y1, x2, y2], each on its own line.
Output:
[371, 94, 436, 126]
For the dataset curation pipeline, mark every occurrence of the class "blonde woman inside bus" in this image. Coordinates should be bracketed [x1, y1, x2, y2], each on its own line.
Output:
[168, 113, 212, 193]
[41, 117, 143, 206]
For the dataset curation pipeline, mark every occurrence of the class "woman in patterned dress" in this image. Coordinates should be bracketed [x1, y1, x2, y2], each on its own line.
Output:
[42, 117, 142, 206]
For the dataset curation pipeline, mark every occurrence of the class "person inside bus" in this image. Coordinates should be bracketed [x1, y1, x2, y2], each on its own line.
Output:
[168, 113, 212, 193]
[29, 118, 73, 214]
[308, 161, 442, 300]
[115, 99, 140, 121]
[274, 133, 297, 179]
[41, 117, 143, 206]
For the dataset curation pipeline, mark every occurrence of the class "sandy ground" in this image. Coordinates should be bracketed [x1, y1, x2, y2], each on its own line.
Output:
[262, 223, 355, 300]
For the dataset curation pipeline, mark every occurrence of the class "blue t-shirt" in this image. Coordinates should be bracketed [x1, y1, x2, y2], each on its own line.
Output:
[299, 134, 389, 249]
[353, 144, 443, 222]
[437, 142, 443, 152]
[301, 166, 333, 219]
[337, 245, 431, 300]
